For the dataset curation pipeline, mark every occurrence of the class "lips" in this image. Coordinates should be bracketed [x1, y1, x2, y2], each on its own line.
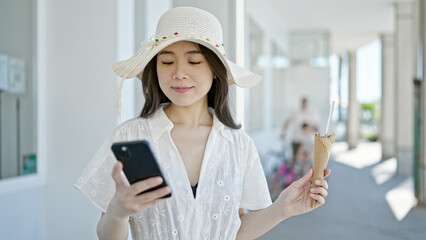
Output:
[171, 86, 193, 93]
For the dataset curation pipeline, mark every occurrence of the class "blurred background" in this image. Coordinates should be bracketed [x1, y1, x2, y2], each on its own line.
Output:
[0, 0, 425, 239]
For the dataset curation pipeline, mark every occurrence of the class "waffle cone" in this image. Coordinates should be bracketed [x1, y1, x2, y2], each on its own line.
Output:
[311, 133, 335, 208]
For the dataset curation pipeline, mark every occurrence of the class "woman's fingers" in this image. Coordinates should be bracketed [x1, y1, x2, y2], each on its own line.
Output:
[310, 193, 325, 206]
[130, 177, 165, 196]
[110, 163, 169, 215]
[111, 162, 167, 198]
[139, 198, 168, 210]
[310, 186, 328, 197]
[324, 169, 331, 178]
[310, 170, 329, 206]
[291, 169, 313, 188]
[112, 161, 130, 188]
[136, 186, 171, 203]
[111, 162, 122, 185]
[314, 178, 329, 190]
[121, 186, 170, 213]
[128, 187, 170, 213]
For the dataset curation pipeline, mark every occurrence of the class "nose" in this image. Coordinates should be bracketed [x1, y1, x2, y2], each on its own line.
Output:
[172, 61, 188, 80]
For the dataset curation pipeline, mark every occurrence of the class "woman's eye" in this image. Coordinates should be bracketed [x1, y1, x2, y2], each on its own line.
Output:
[189, 61, 201, 65]
[162, 61, 173, 65]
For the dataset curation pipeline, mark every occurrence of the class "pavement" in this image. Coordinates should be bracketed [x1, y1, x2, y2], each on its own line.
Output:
[258, 142, 426, 240]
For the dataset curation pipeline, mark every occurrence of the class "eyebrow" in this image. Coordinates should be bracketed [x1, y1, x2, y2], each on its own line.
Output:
[158, 50, 202, 55]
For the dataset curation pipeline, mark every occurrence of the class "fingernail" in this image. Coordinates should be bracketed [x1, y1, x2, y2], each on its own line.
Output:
[155, 177, 163, 183]
[315, 180, 321, 184]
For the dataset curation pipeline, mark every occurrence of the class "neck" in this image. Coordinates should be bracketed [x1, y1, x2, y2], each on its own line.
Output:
[164, 99, 213, 128]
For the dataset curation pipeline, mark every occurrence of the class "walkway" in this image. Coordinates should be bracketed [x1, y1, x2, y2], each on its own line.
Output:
[258, 142, 426, 240]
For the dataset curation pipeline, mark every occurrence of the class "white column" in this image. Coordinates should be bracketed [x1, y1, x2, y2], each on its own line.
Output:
[419, 0, 426, 205]
[395, 2, 415, 176]
[347, 51, 359, 149]
[262, 36, 272, 131]
[235, 0, 245, 128]
[380, 34, 396, 160]
[44, 0, 119, 239]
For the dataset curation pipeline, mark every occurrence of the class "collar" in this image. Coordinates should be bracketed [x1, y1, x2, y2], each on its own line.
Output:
[147, 105, 174, 142]
[147, 105, 234, 143]
[209, 108, 234, 143]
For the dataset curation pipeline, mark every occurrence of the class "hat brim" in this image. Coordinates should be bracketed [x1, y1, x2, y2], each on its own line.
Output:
[112, 36, 261, 88]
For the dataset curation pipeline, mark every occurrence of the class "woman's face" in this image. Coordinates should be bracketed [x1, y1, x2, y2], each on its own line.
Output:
[156, 41, 214, 107]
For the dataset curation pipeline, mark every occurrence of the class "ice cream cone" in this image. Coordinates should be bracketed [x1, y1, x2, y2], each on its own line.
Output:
[311, 133, 335, 208]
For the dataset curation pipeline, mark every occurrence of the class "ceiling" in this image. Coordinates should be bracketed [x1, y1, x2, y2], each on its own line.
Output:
[247, 0, 404, 54]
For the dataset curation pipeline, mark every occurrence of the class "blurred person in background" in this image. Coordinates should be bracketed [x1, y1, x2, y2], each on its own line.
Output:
[281, 98, 320, 169]
[293, 123, 315, 178]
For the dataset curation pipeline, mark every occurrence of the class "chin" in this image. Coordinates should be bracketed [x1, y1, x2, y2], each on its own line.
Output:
[168, 99, 196, 107]
[169, 96, 208, 108]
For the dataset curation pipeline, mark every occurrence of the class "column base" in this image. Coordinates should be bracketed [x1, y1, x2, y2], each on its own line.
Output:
[396, 149, 413, 176]
[347, 135, 358, 150]
[381, 139, 395, 160]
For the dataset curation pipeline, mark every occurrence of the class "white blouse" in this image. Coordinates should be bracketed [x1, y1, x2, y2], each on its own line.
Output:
[74, 106, 272, 239]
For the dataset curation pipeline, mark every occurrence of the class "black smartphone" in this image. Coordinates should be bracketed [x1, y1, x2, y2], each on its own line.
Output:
[111, 140, 171, 198]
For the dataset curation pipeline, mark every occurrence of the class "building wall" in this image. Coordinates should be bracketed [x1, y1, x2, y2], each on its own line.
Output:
[43, 0, 118, 239]
[0, 0, 36, 179]
[0, 1, 45, 239]
[0, 186, 46, 239]
[0, 0, 121, 239]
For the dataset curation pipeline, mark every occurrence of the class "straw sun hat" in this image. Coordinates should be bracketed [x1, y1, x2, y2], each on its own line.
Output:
[112, 6, 262, 115]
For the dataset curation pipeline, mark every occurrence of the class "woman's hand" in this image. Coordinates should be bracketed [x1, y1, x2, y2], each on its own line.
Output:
[275, 168, 330, 219]
[106, 161, 171, 219]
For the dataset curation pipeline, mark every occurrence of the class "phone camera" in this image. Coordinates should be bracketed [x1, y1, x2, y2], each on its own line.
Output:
[113, 145, 131, 160]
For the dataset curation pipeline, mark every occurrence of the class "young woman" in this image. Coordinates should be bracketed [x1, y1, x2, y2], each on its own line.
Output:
[74, 7, 330, 240]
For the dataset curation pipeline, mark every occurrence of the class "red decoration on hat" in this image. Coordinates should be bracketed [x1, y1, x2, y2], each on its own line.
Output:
[174, 32, 178, 35]
[162, 36, 167, 39]
[215, 44, 219, 47]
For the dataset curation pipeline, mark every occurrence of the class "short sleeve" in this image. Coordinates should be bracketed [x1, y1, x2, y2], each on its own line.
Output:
[239, 136, 272, 210]
[73, 126, 123, 213]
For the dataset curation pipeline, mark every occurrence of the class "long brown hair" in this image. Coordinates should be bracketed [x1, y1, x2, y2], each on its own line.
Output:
[139, 43, 240, 129]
